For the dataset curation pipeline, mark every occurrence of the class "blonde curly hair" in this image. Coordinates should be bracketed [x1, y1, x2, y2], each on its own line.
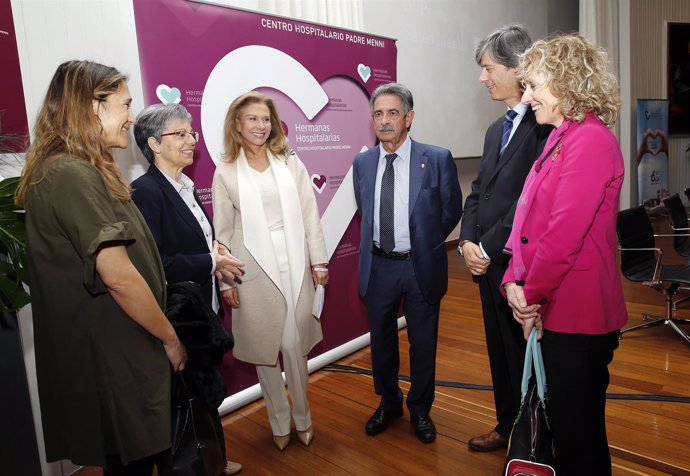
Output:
[518, 33, 621, 127]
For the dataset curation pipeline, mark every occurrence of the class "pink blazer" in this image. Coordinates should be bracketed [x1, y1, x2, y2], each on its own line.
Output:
[502, 114, 628, 334]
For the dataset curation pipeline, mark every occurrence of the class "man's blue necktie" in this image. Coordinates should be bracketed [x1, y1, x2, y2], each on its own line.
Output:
[499, 109, 519, 156]
[379, 153, 397, 254]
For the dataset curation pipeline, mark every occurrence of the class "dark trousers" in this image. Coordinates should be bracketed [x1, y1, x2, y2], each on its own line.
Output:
[103, 452, 162, 476]
[541, 329, 620, 476]
[365, 255, 440, 416]
[478, 264, 526, 437]
[209, 408, 227, 462]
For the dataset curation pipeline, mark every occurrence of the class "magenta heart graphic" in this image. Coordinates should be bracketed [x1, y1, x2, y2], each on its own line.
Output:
[257, 77, 376, 213]
[312, 174, 327, 193]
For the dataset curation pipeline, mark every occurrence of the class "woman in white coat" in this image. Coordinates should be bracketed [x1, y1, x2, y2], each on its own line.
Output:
[212, 91, 328, 451]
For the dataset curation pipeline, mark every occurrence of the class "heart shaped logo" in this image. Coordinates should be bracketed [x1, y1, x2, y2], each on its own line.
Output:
[202, 48, 376, 252]
[357, 63, 371, 82]
[646, 135, 662, 155]
[311, 174, 327, 194]
[156, 84, 182, 104]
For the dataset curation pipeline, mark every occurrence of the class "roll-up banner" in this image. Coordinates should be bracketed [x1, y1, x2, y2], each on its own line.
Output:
[0, 0, 28, 154]
[637, 99, 670, 208]
[133, 0, 397, 398]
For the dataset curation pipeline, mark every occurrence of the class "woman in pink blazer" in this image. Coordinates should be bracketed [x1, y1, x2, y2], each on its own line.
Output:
[502, 34, 628, 476]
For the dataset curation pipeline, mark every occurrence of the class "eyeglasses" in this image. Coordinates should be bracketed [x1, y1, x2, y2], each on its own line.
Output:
[160, 130, 199, 141]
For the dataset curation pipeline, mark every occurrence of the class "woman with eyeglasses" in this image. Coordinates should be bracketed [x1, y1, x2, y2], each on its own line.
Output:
[212, 91, 328, 451]
[131, 103, 244, 475]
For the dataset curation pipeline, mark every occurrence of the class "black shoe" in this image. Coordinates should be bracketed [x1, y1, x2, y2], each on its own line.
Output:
[410, 414, 436, 443]
[365, 407, 403, 435]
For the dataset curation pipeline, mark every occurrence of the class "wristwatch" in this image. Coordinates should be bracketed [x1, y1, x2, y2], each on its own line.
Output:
[457, 240, 470, 256]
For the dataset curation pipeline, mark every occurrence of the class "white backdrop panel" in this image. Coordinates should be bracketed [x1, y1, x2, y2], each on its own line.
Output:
[363, 0, 550, 158]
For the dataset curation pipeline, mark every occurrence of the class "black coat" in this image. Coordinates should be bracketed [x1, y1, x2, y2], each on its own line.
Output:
[166, 282, 233, 408]
[132, 164, 222, 313]
[459, 108, 552, 267]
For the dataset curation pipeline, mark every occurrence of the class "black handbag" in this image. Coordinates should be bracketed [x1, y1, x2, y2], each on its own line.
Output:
[158, 369, 224, 476]
[504, 328, 556, 476]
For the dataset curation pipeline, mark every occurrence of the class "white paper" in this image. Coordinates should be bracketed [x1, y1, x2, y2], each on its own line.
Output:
[312, 284, 325, 319]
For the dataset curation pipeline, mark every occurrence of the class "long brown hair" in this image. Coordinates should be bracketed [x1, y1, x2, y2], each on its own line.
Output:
[222, 91, 288, 163]
[16, 60, 132, 206]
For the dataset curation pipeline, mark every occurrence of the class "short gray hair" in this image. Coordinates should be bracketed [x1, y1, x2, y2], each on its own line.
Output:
[475, 24, 532, 68]
[369, 82, 414, 115]
[134, 103, 192, 164]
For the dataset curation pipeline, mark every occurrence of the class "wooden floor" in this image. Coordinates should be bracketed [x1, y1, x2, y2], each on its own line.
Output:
[76, 227, 690, 475]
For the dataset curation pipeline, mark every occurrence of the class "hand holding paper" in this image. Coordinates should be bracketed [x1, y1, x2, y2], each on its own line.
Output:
[312, 284, 325, 319]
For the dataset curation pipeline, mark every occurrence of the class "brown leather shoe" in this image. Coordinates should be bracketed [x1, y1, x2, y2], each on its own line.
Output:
[468, 430, 508, 452]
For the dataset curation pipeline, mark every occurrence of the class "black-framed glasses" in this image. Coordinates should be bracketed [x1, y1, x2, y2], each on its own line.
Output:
[160, 130, 199, 141]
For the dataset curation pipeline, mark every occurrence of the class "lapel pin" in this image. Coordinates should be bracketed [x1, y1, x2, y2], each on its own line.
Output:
[421, 163, 425, 169]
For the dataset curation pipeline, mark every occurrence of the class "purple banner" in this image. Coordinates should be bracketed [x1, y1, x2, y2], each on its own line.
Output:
[0, 0, 28, 151]
[133, 0, 396, 395]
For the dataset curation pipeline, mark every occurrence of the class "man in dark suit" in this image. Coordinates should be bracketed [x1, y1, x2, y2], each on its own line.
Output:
[131, 103, 244, 475]
[458, 25, 552, 452]
[353, 83, 462, 444]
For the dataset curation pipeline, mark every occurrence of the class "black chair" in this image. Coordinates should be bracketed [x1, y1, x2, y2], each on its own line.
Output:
[662, 194, 690, 257]
[617, 205, 690, 344]
[661, 194, 690, 310]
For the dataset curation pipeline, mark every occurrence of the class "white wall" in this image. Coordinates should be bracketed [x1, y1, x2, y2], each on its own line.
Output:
[362, 0, 552, 158]
[628, 0, 690, 208]
[12, 0, 148, 182]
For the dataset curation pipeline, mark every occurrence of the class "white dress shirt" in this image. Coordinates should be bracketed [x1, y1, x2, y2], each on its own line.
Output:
[373, 135, 412, 252]
[162, 169, 219, 313]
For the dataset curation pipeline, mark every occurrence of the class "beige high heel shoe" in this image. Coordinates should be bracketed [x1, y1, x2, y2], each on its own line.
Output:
[296, 425, 314, 447]
[273, 433, 290, 451]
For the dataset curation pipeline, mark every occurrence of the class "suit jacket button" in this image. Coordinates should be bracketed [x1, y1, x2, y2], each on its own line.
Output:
[484, 193, 491, 200]
[520, 236, 528, 244]
[539, 298, 548, 305]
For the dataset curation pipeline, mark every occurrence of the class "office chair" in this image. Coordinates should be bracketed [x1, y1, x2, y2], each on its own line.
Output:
[662, 194, 690, 257]
[617, 205, 690, 345]
[661, 194, 690, 310]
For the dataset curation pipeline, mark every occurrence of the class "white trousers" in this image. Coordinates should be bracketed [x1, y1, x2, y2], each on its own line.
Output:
[255, 229, 311, 437]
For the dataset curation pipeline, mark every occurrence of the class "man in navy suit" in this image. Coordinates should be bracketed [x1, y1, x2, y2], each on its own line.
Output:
[458, 25, 551, 452]
[353, 83, 462, 443]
